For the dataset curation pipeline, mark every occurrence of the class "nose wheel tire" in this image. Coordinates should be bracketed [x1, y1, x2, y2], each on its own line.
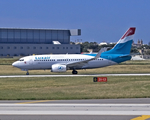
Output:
[72, 70, 78, 74]
[26, 71, 29, 75]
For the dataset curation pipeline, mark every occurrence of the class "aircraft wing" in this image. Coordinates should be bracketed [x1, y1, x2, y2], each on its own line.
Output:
[66, 49, 102, 69]
[66, 59, 93, 69]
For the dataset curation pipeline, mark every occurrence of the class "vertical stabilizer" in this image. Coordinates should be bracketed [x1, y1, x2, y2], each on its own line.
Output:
[102, 27, 136, 55]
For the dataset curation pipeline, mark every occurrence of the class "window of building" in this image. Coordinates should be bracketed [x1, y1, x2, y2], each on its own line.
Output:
[46, 47, 48, 49]
[33, 47, 36, 49]
[20, 47, 23, 49]
[40, 30, 46, 43]
[40, 47, 42, 49]
[14, 47, 17, 49]
[27, 30, 33, 43]
[7, 47, 10, 49]
[34, 30, 40, 43]
[45, 31, 52, 43]
[7, 29, 14, 42]
[1, 29, 7, 42]
[0, 47, 3, 49]
[14, 29, 20, 42]
[70, 47, 73, 49]
[20, 29, 27, 43]
[52, 47, 55, 49]
[66, 47, 68, 49]
[52, 31, 57, 41]
[27, 47, 30, 49]
[63, 47, 65, 49]
[57, 47, 59, 49]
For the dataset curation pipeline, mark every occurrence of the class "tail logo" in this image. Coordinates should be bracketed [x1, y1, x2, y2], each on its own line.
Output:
[126, 29, 132, 35]
[121, 27, 135, 39]
[128, 30, 133, 34]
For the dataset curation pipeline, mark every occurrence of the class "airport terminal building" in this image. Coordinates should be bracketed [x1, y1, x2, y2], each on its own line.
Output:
[0, 28, 81, 56]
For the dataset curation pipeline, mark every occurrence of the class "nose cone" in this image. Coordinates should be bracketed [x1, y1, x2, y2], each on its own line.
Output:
[12, 62, 16, 67]
[12, 61, 19, 67]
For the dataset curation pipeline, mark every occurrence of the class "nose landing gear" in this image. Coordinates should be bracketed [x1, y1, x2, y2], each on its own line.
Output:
[26, 71, 29, 75]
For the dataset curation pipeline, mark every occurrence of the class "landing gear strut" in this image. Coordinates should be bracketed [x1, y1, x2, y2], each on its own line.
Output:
[26, 71, 29, 75]
[72, 70, 78, 74]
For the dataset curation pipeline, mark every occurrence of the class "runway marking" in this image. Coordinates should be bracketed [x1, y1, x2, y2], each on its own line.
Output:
[131, 115, 150, 120]
[1, 104, 150, 115]
[2, 104, 150, 107]
[16, 100, 53, 104]
[1, 74, 150, 78]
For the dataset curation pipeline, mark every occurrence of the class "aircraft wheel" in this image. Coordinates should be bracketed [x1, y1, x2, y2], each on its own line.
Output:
[26, 72, 29, 75]
[72, 70, 78, 74]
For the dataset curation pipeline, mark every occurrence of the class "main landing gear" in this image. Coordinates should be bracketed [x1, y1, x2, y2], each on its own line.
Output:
[26, 71, 29, 75]
[72, 70, 78, 74]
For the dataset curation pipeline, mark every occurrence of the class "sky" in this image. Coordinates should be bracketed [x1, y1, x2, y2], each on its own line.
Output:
[0, 0, 150, 44]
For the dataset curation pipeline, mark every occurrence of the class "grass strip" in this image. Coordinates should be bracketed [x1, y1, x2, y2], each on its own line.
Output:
[0, 76, 150, 100]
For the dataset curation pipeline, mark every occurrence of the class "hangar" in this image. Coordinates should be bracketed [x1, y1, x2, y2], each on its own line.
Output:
[0, 28, 81, 56]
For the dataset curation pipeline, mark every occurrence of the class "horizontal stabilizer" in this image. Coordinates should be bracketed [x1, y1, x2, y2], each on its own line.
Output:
[119, 53, 139, 58]
[119, 54, 131, 58]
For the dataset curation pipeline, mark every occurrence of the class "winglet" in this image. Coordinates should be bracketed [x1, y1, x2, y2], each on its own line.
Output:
[95, 48, 108, 59]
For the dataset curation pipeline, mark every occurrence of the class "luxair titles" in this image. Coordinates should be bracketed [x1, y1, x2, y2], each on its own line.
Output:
[35, 56, 50, 60]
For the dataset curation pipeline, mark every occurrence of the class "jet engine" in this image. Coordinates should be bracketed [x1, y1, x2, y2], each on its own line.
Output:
[51, 64, 67, 72]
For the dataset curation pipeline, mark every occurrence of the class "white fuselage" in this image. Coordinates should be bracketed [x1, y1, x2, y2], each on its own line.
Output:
[12, 54, 117, 71]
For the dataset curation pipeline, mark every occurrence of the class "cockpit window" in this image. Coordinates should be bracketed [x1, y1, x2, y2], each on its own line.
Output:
[19, 59, 24, 61]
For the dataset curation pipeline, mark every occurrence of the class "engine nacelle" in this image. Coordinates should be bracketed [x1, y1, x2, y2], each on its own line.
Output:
[51, 64, 67, 72]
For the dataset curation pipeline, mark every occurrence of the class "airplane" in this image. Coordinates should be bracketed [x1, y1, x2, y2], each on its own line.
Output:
[12, 27, 136, 75]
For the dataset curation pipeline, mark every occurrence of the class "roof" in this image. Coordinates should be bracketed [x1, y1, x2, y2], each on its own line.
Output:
[0, 27, 71, 31]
